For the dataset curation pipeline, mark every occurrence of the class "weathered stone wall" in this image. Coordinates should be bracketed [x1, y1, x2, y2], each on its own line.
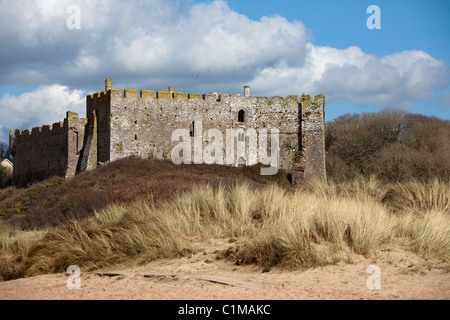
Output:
[92, 87, 302, 171]
[10, 113, 86, 187]
[86, 91, 111, 164]
[66, 112, 88, 178]
[301, 94, 326, 182]
[10, 78, 326, 186]
[78, 108, 98, 172]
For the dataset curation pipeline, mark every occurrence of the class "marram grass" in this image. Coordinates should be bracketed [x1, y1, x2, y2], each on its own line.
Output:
[22, 179, 450, 276]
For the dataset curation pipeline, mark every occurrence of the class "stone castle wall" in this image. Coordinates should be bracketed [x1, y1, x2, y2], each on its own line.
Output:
[10, 78, 326, 186]
[86, 86, 303, 170]
[10, 112, 86, 187]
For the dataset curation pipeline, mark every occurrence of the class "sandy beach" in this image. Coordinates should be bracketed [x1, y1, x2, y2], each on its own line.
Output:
[1, 239, 448, 300]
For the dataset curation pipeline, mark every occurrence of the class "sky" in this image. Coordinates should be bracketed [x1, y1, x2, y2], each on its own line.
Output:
[0, 0, 449, 143]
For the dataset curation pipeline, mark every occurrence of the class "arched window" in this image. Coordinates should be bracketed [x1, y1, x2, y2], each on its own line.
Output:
[238, 110, 245, 123]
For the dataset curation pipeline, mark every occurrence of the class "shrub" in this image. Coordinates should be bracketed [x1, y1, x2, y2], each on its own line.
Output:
[326, 111, 450, 182]
[0, 165, 12, 189]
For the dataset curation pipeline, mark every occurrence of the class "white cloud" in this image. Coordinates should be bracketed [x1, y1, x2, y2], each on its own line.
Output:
[0, 0, 307, 86]
[0, 85, 85, 142]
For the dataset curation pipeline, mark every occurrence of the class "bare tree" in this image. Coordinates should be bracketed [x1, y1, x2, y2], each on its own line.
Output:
[0, 142, 10, 160]
[325, 111, 450, 182]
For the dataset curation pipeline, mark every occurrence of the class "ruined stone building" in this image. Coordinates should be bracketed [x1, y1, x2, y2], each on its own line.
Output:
[9, 78, 326, 187]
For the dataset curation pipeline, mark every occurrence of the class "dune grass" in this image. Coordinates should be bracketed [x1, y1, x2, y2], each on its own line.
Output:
[21, 178, 450, 277]
[0, 224, 47, 280]
[382, 179, 450, 214]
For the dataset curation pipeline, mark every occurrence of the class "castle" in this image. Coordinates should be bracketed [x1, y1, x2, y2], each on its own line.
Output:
[9, 78, 326, 187]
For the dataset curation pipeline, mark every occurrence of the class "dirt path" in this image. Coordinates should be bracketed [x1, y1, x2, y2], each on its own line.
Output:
[1, 240, 449, 300]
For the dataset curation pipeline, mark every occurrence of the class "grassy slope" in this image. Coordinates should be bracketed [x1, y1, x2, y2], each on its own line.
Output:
[0, 158, 291, 230]
[0, 159, 449, 280]
[0, 159, 291, 280]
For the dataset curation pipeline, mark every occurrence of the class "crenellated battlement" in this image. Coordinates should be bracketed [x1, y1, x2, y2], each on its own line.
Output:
[124, 89, 138, 97]
[11, 113, 86, 145]
[141, 90, 154, 98]
[89, 87, 303, 104]
[87, 90, 110, 102]
[88, 79, 303, 103]
[12, 121, 65, 144]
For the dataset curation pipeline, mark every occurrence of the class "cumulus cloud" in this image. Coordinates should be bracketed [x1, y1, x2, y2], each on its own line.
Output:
[0, 0, 307, 90]
[250, 46, 449, 109]
[0, 0, 449, 143]
[0, 85, 85, 142]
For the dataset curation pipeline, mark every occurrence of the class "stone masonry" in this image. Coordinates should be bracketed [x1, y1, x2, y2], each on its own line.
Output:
[10, 78, 326, 187]
[9, 111, 86, 187]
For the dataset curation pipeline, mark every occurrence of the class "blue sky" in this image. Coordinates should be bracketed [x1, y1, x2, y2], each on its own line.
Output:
[0, 0, 449, 143]
[224, 0, 450, 58]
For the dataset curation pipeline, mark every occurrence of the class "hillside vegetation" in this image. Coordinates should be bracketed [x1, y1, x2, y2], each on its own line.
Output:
[0, 159, 291, 230]
[0, 165, 12, 189]
[326, 110, 450, 182]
